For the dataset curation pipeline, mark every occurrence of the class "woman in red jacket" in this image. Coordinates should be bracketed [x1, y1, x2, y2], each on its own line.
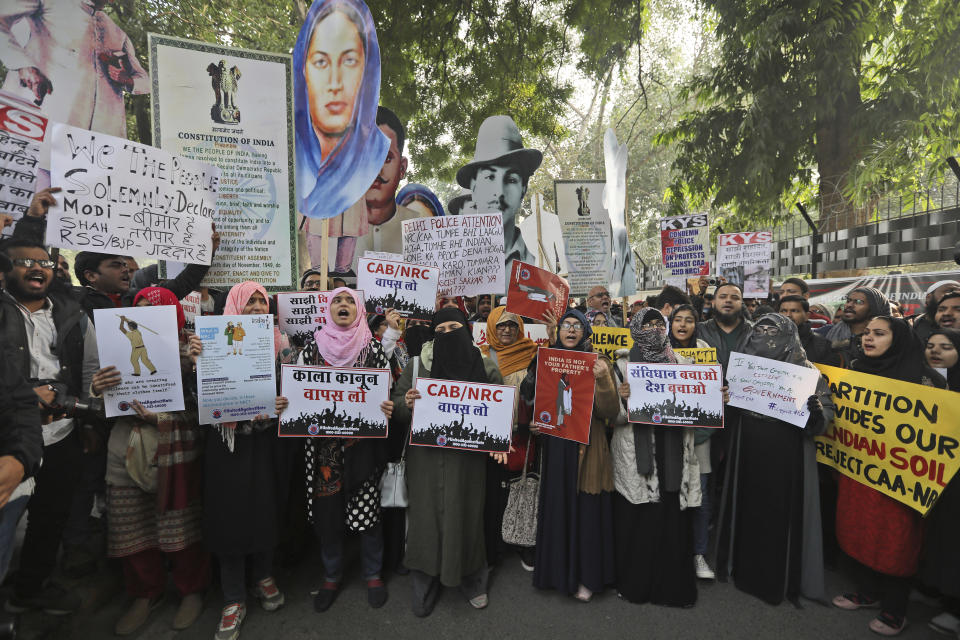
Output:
[832, 316, 945, 636]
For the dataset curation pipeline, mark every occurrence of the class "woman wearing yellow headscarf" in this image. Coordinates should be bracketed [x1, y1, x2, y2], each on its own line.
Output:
[479, 306, 556, 570]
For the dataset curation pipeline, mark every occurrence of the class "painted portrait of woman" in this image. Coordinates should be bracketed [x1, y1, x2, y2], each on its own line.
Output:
[294, 0, 388, 225]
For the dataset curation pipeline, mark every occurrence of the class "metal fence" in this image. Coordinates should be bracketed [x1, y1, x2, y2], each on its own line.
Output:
[635, 173, 960, 290]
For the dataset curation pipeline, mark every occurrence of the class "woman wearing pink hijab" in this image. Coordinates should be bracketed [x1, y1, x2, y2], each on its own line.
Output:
[297, 287, 394, 613]
[190, 281, 290, 640]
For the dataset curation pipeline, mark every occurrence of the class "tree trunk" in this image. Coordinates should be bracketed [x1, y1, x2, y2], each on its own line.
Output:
[814, 1, 865, 234]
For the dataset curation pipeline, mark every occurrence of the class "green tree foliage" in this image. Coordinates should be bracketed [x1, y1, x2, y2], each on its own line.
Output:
[529, 0, 709, 251]
[658, 0, 960, 231]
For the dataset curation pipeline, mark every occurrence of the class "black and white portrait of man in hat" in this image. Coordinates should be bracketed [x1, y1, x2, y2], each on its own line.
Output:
[456, 115, 542, 280]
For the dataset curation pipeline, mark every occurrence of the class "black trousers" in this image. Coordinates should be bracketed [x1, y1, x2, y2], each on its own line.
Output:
[15, 430, 83, 595]
[852, 560, 911, 619]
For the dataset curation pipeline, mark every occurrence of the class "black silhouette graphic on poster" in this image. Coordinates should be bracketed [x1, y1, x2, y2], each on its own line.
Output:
[409, 377, 515, 453]
[626, 363, 725, 429]
[280, 403, 386, 438]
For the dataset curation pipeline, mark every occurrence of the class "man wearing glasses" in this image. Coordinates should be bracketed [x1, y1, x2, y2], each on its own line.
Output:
[0, 239, 102, 615]
[586, 286, 621, 327]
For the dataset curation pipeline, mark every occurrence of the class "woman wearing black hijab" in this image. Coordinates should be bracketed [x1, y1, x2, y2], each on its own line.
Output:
[612, 308, 702, 606]
[833, 317, 945, 635]
[520, 309, 621, 602]
[919, 330, 960, 634]
[715, 313, 833, 606]
[390, 308, 504, 617]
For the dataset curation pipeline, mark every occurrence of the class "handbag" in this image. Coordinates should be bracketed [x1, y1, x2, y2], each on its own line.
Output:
[501, 435, 540, 547]
[379, 444, 408, 508]
[381, 357, 413, 508]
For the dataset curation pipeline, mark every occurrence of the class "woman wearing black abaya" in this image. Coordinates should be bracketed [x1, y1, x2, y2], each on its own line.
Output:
[920, 328, 960, 633]
[715, 313, 832, 606]
[390, 308, 505, 616]
[520, 309, 620, 602]
[612, 308, 702, 606]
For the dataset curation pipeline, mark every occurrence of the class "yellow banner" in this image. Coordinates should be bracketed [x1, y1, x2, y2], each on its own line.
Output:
[814, 364, 960, 514]
[674, 347, 718, 364]
[589, 327, 632, 359]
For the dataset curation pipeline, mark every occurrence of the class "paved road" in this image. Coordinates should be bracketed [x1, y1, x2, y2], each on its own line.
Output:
[10, 545, 949, 640]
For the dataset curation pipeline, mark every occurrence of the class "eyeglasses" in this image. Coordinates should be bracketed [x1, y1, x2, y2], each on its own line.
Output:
[844, 297, 868, 306]
[642, 319, 666, 329]
[496, 323, 519, 332]
[13, 258, 55, 269]
[753, 325, 781, 336]
[560, 322, 584, 331]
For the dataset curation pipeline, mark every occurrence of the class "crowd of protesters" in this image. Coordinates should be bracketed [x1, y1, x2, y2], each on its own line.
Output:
[2, 185, 960, 640]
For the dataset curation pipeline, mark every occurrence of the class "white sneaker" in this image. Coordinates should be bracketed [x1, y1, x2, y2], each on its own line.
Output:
[694, 554, 715, 580]
[215, 603, 246, 640]
[929, 611, 960, 636]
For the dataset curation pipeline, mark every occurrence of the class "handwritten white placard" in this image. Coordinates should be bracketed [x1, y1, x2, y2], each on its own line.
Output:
[45, 122, 218, 264]
[726, 352, 820, 428]
[401, 212, 505, 297]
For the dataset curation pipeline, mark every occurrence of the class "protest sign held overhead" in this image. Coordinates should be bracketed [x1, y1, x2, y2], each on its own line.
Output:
[601, 129, 637, 297]
[716, 232, 773, 298]
[402, 212, 505, 296]
[0, 94, 47, 236]
[814, 364, 960, 514]
[457, 115, 542, 284]
[93, 306, 185, 418]
[627, 363, 724, 428]
[0, 7, 148, 139]
[674, 347, 718, 364]
[726, 352, 821, 428]
[195, 314, 277, 425]
[150, 35, 298, 290]
[555, 179, 612, 296]
[276, 291, 330, 348]
[45, 122, 218, 263]
[659, 213, 709, 286]
[293, 0, 388, 223]
[279, 365, 390, 438]
[589, 326, 632, 360]
[363, 251, 404, 262]
[356, 257, 438, 319]
[180, 291, 202, 332]
[473, 321, 550, 348]
[410, 377, 514, 453]
[533, 348, 597, 444]
[0, 92, 49, 144]
[506, 260, 569, 322]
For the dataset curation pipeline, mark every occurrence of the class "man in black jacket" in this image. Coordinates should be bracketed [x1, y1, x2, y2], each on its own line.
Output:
[0, 349, 44, 640]
[0, 238, 104, 615]
[0, 245, 43, 555]
[0, 246, 45, 635]
[697, 283, 753, 371]
[778, 295, 842, 367]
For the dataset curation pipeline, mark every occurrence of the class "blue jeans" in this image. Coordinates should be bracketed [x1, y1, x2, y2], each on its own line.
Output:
[316, 522, 383, 582]
[693, 473, 711, 556]
[0, 496, 30, 583]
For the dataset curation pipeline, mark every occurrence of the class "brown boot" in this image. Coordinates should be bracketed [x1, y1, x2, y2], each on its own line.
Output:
[172, 593, 204, 630]
[115, 596, 163, 636]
